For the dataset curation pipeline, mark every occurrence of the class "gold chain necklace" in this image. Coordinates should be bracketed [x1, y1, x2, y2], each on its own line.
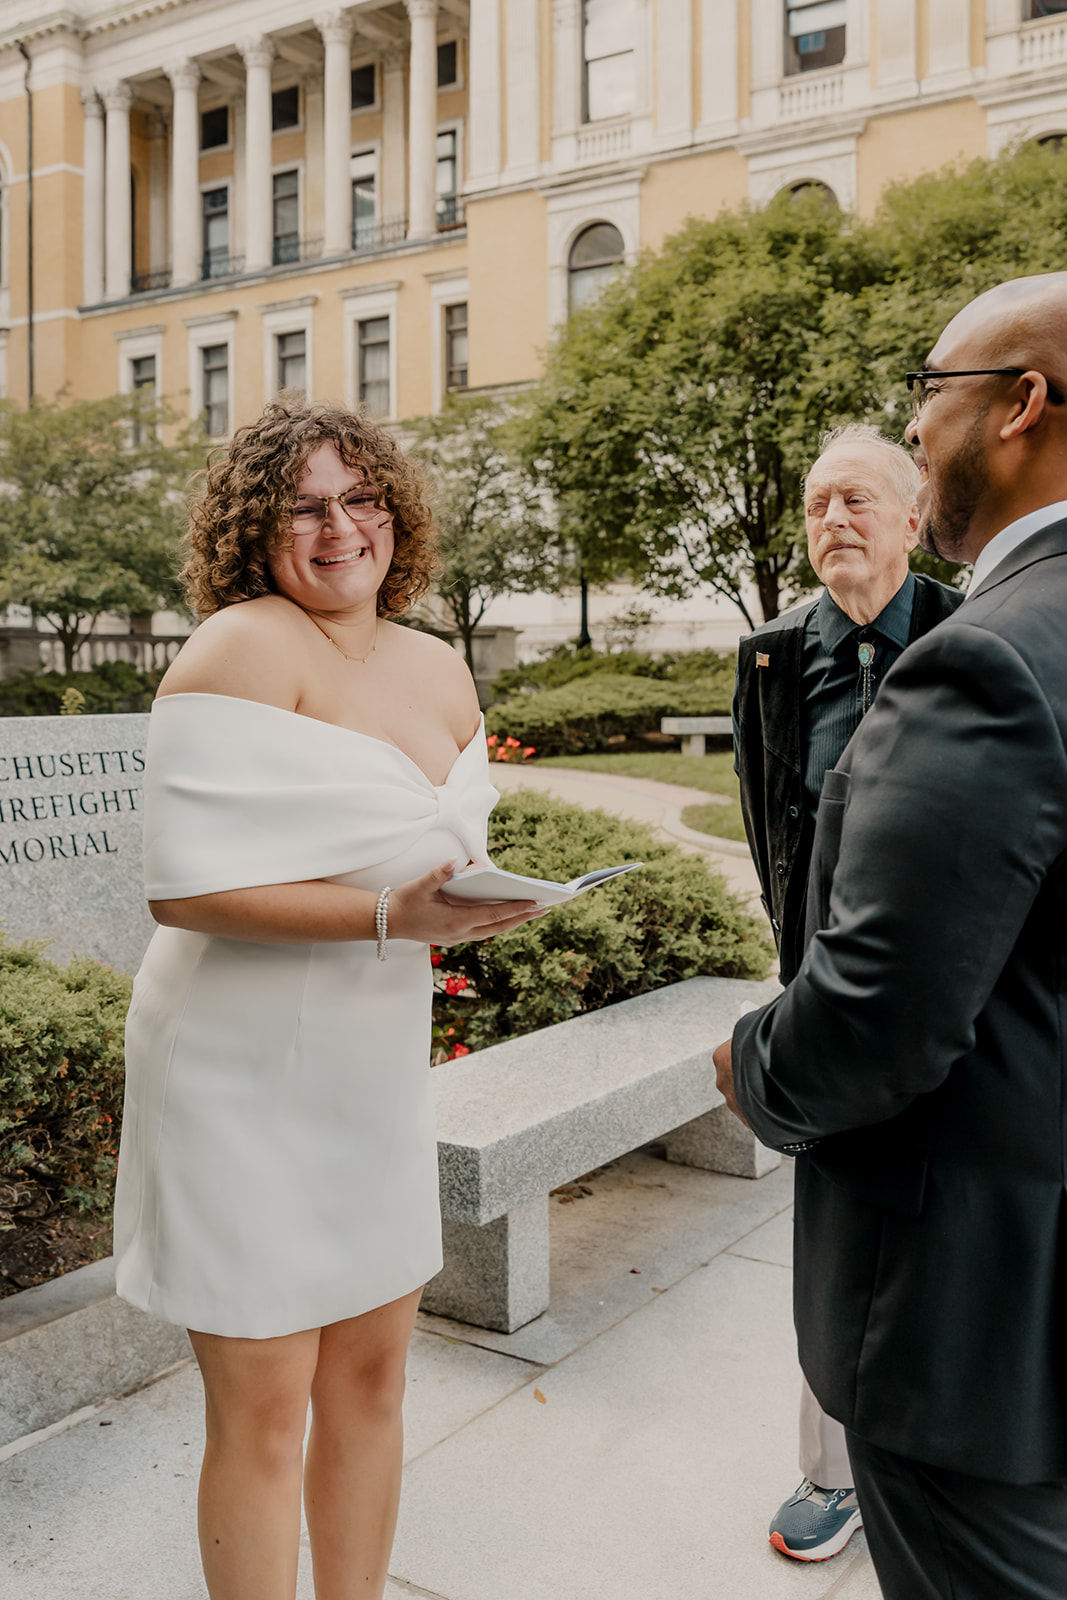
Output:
[308, 613, 379, 664]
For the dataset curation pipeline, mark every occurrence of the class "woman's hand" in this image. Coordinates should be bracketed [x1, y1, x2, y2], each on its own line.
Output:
[389, 861, 542, 946]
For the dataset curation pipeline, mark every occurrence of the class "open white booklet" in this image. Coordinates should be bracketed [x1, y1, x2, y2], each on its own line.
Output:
[443, 861, 644, 906]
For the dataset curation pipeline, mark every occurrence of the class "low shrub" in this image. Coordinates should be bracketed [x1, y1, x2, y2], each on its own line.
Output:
[485, 672, 730, 757]
[492, 643, 736, 700]
[0, 660, 165, 718]
[432, 788, 773, 1053]
[0, 935, 132, 1217]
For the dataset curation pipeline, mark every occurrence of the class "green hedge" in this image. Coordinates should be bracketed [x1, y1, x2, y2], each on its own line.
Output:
[0, 661, 164, 718]
[492, 644, 735, 699]
[432, 787, 772, 1054]
[485, 672, 730, 757]
[0, 935, 132, 1216]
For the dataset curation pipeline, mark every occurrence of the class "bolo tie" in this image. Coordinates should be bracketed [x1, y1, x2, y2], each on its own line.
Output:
[857, 638, 876, 714]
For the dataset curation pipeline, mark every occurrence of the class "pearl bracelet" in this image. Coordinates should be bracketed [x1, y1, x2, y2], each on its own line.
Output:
[375, 887, 391, 962]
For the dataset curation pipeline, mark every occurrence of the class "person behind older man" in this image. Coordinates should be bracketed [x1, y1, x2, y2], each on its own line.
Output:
[732, 424, 961, 1562]
[718, 276, 1067, 1598]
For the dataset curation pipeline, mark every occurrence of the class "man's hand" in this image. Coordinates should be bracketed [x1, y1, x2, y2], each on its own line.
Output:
[713, 1036, 751, 1129]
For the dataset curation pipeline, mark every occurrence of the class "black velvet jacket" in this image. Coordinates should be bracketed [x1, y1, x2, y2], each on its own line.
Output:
[732, 573, 963, 984]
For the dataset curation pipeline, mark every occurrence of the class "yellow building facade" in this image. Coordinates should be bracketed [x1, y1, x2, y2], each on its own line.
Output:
[0, 0, 1063, 440]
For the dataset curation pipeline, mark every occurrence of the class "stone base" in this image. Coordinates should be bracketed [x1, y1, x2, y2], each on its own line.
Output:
[0, 1258, 191, 1448]
[422, 1197, 550, 1334]
[661, 1105, 781, 1179]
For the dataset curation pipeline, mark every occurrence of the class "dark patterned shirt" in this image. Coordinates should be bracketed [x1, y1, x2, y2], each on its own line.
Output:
[800, 571, 916, 816]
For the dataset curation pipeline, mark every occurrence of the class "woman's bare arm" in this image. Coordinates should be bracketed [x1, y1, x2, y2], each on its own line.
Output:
[150, 860, 540, 946]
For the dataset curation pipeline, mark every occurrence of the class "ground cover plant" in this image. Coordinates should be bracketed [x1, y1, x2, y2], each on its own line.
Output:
[0, 660, 164, 717]
[431, 788, 772, 1057]
[492, 643, 736, 699]
[0, 934, 131, 1294]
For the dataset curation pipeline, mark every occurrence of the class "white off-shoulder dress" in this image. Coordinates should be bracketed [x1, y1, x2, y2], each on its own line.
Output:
[113, 693, 498, 1339]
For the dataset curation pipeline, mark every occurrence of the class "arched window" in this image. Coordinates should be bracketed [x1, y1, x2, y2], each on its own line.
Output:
[568, 222, 625, 314]
[1028, 0, 1067, 16]
[786, 180, 838, 207]
[1036, 132, 1067, 152]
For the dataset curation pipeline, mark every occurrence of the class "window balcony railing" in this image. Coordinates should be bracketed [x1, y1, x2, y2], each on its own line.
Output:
[131, 267, 173, 294]
[436, 195, 466, 231]
[352, 214, 409, 252]
[272, 234, 325, 266]
[201, 249, 246, 281]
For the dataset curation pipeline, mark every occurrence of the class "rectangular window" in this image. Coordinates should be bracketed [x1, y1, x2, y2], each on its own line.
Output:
[201, 344, 229, 437]
[437, 40, 458, 88]
[277, 330, 306, 394]
[200, 106, 229, 150]
[436, 130, 459, 228]
[129, 354, 156, 444]
[444, 303, 468, 392]
[272, 169, 300, 265]
[352, 150, 378, 249]
[351, 62, 376, 109]
[583, 0, 635, 122]
[271, 85, 300, 132]
[785, 0, 846, 74]
[201, 187, 230, 279]
[358, 317, 390, 417]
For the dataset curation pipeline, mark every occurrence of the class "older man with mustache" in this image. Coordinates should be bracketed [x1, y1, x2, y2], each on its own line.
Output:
[719, 275, 1067, 1598]
[733, 424, 961, 1563]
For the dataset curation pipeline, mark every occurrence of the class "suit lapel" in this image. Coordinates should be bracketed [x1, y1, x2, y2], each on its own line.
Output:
[965, 517, 1067, 605]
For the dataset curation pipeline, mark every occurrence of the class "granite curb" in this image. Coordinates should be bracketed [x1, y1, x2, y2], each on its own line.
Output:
[0, 1257, 190, 1449]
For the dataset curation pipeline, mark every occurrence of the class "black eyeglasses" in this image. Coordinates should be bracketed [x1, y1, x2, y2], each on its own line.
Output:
[905, 368, 1067, 419]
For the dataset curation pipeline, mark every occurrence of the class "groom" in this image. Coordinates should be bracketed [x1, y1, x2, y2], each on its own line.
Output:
[715, 273, 1067, 1599]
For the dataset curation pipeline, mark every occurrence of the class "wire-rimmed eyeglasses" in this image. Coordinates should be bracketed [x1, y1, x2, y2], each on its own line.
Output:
[290, 488, 384, 534]
[905, 368, 1067, 420]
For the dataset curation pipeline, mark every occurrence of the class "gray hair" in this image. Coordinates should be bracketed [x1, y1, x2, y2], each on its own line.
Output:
[805, 423, 921, 507]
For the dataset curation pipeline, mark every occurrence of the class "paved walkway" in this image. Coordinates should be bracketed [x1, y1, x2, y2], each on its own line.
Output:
[491, 763, 763, 908]
[2, 1154, 880, 1600]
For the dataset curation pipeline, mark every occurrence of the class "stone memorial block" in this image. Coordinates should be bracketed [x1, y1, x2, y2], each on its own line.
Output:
[0, 712, 153, 972]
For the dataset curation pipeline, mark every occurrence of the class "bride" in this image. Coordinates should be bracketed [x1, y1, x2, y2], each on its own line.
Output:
[114, 397, 540, 1600]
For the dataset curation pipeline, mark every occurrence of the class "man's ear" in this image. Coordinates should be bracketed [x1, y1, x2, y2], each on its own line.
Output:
[1000, 372, 1053, 442]
[903, 500, 920, 553]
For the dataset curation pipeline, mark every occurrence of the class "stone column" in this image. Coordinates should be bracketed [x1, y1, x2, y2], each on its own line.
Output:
[241, 35, 275, 271]
[551, 0, 581, 135]
[147, 112, 168, 274]
[406, 0, 438, 238]
[697, 0, 738, 136]
[654, 0, 690, 141]
[102, 80, 132, 300]
[467, 0, 501, 190]
[167, 61, 201, 287]
[504, 0, 540, 183]
[316, 12, 353, 256]
[380, 44, 407, 227]
[80, 91, 105, 304]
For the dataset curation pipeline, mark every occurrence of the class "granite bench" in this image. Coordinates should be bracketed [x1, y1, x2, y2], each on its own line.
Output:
[660, 715, 733, 758]
[421, 976, 780, 1334]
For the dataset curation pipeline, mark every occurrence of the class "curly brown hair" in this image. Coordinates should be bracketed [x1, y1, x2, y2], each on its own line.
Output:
[182, 395, 440, 617]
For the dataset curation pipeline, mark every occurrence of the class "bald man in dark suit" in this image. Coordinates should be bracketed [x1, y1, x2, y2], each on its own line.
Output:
[715, 273, 1067, 1599]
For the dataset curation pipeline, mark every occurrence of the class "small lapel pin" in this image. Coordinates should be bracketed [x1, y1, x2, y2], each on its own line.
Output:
[756, 652, 770, 668]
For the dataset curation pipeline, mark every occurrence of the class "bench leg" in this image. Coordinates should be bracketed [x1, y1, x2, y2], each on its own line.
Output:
[661, 1105, 781, 1179]
[681, 733, 706, 758]
[421, 1196, 550, 1334]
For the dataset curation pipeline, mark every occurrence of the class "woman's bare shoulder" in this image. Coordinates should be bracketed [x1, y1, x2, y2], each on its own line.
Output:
[156, 597, 308, 708]
[385, 624, 481, 723]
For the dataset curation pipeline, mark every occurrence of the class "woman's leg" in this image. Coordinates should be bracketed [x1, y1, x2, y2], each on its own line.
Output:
[302, 1288, 423, 1600]
[189, 1325, 322, 1600]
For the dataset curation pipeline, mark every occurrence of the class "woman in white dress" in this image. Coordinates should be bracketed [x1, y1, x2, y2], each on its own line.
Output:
[113, 399, 540, 1600]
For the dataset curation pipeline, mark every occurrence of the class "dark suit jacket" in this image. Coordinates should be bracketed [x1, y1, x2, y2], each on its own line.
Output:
[733, 518, 1067, 1484]
[733, 576, 962, 984]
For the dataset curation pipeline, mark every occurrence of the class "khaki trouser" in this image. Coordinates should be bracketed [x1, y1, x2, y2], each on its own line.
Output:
[798, 1375, 853, 1487]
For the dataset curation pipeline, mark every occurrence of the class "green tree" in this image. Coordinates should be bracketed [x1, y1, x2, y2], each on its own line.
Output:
[407, 394, 551, 664]
[0, 393, 197, 671]
[518, 192, 887, 625]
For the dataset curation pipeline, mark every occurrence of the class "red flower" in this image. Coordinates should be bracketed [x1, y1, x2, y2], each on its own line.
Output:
[430, 950, 444, 967]
[486, 734, 499, 747]
[444, 975, 468, 996]
[450, 1043, 471, 1058]
[523, 747, 536, 759]
[505, 736, 520, 747]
